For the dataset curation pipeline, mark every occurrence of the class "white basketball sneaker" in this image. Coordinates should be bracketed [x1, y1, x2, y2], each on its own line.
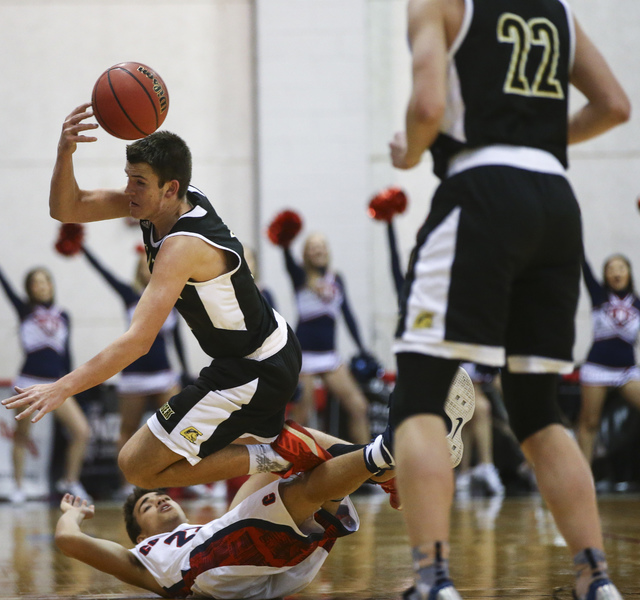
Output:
[445, 366, 475, 468]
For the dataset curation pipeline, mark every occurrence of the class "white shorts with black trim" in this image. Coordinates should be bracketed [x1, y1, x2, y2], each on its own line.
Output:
[147, 330, 301, 465]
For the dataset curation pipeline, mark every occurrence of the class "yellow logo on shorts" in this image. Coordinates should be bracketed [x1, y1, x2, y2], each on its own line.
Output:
[413, 310, 434, 329]
[180, 426, 203, 444]
[159, 403, 175, 420]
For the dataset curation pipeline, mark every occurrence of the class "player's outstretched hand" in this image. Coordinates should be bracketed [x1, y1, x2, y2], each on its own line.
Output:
[60, 493, 95, 519]
[2, 383, 68, 423]
[58, 103, 99, 155]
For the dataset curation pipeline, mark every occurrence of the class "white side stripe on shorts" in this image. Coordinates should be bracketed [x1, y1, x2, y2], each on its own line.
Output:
[396, 207, 460, 349]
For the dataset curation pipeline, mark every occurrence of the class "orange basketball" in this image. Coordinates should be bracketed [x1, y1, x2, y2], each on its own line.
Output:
[91, 62, 169, 140]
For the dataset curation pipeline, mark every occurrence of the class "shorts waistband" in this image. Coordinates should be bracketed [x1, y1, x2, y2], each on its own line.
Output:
[447, 145, 566, 178]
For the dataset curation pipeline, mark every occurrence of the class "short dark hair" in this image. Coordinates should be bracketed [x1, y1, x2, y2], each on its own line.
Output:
[123, 487, 166, 544]
[126, 131, 192, 198]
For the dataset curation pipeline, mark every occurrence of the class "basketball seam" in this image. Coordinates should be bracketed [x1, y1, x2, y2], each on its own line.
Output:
[92, 80, 120, 139]
[107, 67, 160, 136]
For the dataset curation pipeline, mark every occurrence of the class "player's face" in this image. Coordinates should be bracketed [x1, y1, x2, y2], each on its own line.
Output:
[124, 162, 172, 221]
[134, 492, 188, 542]
[605, 257, 630, 292]
[28, 271, 54, 304]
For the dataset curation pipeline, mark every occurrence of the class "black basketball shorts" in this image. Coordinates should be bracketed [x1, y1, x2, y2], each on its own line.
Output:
[394, 164, 582, 374]
[147, 327, 302, 464]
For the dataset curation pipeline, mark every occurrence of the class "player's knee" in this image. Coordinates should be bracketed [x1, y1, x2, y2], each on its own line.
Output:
[501, 371, 564, 443]
[118, 444, 143, 485]
[119, 457, 152, 488]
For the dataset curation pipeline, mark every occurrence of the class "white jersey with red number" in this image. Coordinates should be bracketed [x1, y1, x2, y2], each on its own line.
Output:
[130, 480, 358, 599]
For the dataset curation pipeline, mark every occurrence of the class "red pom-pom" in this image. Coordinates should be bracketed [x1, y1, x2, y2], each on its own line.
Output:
[267, 210, 303, 247]
[54, 223, 85, 256]
[368, 187, 408, 222]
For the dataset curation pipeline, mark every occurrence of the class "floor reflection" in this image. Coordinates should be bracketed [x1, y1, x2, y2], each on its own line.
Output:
[0, 490, 638, 599]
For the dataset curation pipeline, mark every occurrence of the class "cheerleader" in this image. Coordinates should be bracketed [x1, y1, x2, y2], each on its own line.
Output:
[0, 265, 91, 502]
[577, 254, 640, 464]
[282, 233, 371, 444]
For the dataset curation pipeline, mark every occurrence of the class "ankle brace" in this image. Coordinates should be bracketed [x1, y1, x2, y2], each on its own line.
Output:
[363, 434, 395, 474]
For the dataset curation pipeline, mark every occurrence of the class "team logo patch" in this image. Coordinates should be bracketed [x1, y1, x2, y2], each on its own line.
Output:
[180, 426, 203, 444]
[413, 310, 434, 329]
[159, 403, 175, 420]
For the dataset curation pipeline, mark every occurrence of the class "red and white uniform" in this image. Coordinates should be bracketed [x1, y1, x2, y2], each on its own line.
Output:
[131, 480, 358, 599]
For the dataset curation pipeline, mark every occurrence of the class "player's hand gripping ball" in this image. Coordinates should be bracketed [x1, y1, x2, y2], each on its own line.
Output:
[91, 62, 169, 140]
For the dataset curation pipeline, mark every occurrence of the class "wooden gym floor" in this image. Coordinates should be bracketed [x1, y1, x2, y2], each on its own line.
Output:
[1, 491, 639, 599]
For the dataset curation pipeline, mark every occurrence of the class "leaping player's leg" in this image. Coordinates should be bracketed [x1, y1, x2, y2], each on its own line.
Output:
[118, 425, 255, 488]
[279, 445, 395, 526]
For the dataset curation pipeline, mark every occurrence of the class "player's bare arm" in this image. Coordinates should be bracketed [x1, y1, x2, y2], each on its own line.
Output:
[568, 18, 630, 144]
[1, 237, 219, 422]
[390, 0, 450, 169]
[55, 494, 167, 597]
[50, 103, 131, 223]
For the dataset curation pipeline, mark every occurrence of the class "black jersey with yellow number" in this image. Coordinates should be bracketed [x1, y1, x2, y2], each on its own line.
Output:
[140, 187, 281, 360]
[431, 0, 573, 178]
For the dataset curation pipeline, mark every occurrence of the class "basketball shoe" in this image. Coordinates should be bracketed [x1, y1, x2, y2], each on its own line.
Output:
[271, 420, 332, 478]
[364, 424, 401, 509]
[379, 477, 402, 510]
[445, 367, 475, 468]
[574, 579, 623, 600]
[403, 580, 463, 600]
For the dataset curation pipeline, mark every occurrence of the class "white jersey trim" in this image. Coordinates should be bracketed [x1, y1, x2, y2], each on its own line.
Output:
[393, 338, 505, 366]
[507, 355, 574, 374]
[158, 230, 248, 332]
[556, 0, 576, 70]
[243, 310, 289, 361]
[447, 145, 566, 177]
[450, 0, 474, 58]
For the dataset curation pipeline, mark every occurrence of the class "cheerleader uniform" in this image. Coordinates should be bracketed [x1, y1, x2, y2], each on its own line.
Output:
[580, 259, 640, 387]
[284, 248, 365, 375]
[0, 267, 71, 389]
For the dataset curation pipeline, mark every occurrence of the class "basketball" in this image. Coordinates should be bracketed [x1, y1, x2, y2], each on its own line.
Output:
[91, 62, 169, 140]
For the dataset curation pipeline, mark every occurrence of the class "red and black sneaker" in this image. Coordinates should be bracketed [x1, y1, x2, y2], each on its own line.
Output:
[271, 420, 332, 478]
[378, 477, 402, 511]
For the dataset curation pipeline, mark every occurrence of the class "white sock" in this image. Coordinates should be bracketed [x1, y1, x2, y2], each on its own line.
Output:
[247, 444, 292, 474]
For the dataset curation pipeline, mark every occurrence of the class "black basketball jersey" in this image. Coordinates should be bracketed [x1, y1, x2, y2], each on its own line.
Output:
[431, 0, 573, 178]
[140, 188, 282, 360]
